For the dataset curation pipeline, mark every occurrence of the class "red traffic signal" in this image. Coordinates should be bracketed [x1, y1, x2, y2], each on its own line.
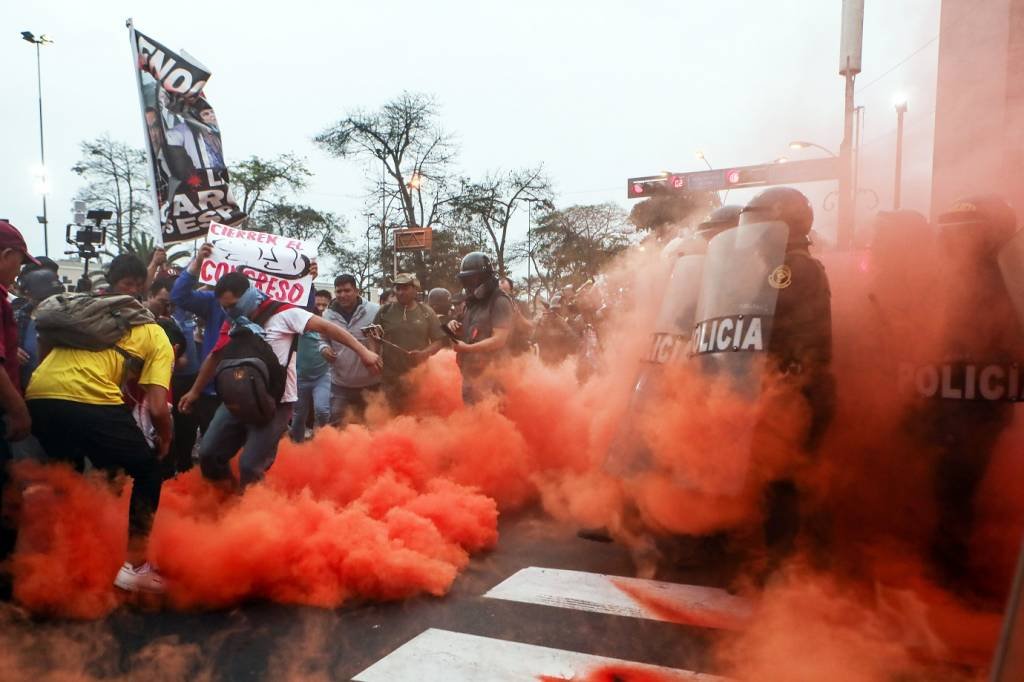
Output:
[627, 176, 668, 199]
[725, 167, 769, 187]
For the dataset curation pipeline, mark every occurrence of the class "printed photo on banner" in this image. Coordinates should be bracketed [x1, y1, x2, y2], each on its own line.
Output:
[198, 222, 315, 304]
[130, 25, 245, 245]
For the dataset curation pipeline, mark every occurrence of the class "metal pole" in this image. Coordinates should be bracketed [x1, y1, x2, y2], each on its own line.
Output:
[853, 105, 864, 217]
[894, 104, 907, 209]
[34, 41, 48, 258]
[837, 69, 856, 250]
[527, 201, 532, 303]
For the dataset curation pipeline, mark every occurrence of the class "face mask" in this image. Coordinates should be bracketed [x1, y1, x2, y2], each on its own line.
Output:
[224, 285, 265, 320]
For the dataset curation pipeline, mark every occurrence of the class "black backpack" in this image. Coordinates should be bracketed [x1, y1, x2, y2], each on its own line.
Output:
[214, 301, 298, 425]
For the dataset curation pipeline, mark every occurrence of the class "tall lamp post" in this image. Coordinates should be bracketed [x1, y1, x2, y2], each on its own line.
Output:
[893, 95, 908, 210]
[22, 30, 53, 258]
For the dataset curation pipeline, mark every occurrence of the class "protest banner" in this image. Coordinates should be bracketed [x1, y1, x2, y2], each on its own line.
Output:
[128, 20, 246, 244]
[199, 222, 316, 304]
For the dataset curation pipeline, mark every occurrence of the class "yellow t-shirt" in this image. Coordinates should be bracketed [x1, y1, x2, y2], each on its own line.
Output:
[26, 323, 174, 405]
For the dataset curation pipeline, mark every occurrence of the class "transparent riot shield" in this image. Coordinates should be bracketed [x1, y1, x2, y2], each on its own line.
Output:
[998, 230, 1024, 332]
[605, 252, 705, 477]
[691, 220, 790, 392]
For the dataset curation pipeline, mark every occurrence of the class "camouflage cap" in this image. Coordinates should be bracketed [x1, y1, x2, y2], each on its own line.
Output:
[393, 272, 421, 289]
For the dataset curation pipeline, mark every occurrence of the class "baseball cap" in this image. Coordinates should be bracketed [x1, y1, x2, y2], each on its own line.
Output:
[393, 272, 421, 289]
[0, 220, 41, 266]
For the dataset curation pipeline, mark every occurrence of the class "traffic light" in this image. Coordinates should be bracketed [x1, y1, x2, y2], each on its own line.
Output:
[724, 166, 769, 188]
[627, 176, 668, 199]
[626, 174, 689, 198]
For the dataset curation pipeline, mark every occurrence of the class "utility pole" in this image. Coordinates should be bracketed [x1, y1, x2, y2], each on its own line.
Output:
[838, 0, 864, 250]
[894, 97, 908, 209]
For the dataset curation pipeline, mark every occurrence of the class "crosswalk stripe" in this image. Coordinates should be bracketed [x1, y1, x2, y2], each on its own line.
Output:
[483, 566, 751, 630]
[352, 628, 727, 682]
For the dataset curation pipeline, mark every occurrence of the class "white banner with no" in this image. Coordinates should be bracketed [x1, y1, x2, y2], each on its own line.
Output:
[199, 222, 316, 304]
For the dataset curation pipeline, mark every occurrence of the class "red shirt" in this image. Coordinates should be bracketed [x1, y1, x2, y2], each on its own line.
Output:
[0, 286, 21, 394]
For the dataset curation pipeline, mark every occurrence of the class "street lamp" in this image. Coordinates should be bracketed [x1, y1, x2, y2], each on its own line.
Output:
[774, 156, 789, 164]
[788, 140, 839, 158]
[694, 150, 714, 171]
[893, 94, 908, 210]
[22, 30, 53, 258]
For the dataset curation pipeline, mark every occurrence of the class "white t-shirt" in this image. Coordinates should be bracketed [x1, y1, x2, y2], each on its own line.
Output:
[261, 307, 313, 403]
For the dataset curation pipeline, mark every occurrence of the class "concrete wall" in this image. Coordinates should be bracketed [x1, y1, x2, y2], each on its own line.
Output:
[931, 0, 1024, 216]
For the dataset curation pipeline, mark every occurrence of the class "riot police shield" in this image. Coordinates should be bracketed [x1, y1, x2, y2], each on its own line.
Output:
[691, 220, 790, 389]
[605, 253, 706, 477]
[998, 229, 1024, 332]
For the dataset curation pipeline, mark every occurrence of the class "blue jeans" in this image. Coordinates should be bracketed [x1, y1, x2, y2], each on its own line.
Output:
[199, 402, 293, 487]
[290, 372, 332, 442]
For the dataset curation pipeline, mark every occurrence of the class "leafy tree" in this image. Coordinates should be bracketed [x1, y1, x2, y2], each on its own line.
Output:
[71, 135, 152, 250]
[628, 189, 718, 238]
[231, 154, 311, 216]
[515, 203, 633, 299]
[450, 167, 553, 276]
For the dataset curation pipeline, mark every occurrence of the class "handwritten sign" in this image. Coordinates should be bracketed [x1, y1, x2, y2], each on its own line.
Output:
[199, 222, 315, 303]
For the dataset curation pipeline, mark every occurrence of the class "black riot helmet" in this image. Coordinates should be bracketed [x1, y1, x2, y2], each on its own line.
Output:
[458, 251, 494, 280]
[458, 252, 497, 298]
[697, 205, 743, 236]
[427, 287, 452, 316]
[740, 187, 814, 238]
[937, 195, 1017, 254]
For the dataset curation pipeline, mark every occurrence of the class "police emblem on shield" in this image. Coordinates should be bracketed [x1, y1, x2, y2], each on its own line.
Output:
[768, 264, 792, 289]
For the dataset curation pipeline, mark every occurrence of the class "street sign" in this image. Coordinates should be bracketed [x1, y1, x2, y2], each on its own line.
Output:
[627, 157, 839, 198]
[395, 227, 433, 251]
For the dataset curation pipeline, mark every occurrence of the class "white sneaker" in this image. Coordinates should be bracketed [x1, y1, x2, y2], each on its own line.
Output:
[114, 562, 166, 594]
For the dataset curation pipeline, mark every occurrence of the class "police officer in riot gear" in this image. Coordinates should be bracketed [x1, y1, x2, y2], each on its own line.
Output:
[738, 187, 835, 557]
[918, 195, 1022, 588]
[447, 252, 515, 403]
[698, 205, 744, 238]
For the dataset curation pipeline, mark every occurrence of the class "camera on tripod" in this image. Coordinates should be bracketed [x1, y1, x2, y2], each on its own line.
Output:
[65, 202, 111, 292]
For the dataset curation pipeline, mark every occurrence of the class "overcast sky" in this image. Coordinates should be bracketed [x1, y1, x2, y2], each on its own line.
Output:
[1, 0, 940, 267]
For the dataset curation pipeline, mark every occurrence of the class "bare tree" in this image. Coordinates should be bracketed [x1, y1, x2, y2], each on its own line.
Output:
[450, 167, 553, 275]
[71, 135, 151, 250]
[315, 92, 459, 275]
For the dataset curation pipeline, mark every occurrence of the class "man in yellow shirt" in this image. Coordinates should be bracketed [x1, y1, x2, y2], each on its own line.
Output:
[26, 319, 174, 594]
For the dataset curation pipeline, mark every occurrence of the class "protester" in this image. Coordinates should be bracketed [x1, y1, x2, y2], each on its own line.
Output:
[447, 252, 514, 403]
[169, 244, 225, 446]
[379, 289, 394, 306]
[146, 277, 173, 320]
[289, 290, 333, 442]
[371, 274, 446, 411]
[147, 247, 167, 290]
[15, 268, 64, 390]
[106, 254, 149, 297]
[322, 274, 380, 424]
[180, 272, 381, 488]
[0, 220, 39, 599]
[498, 277, 534, 356]
[26, 286, 173, 593]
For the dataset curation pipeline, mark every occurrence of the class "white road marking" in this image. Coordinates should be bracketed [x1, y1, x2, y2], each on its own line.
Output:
[483, 567, 751, 629]
[353, 628, 727, 682]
